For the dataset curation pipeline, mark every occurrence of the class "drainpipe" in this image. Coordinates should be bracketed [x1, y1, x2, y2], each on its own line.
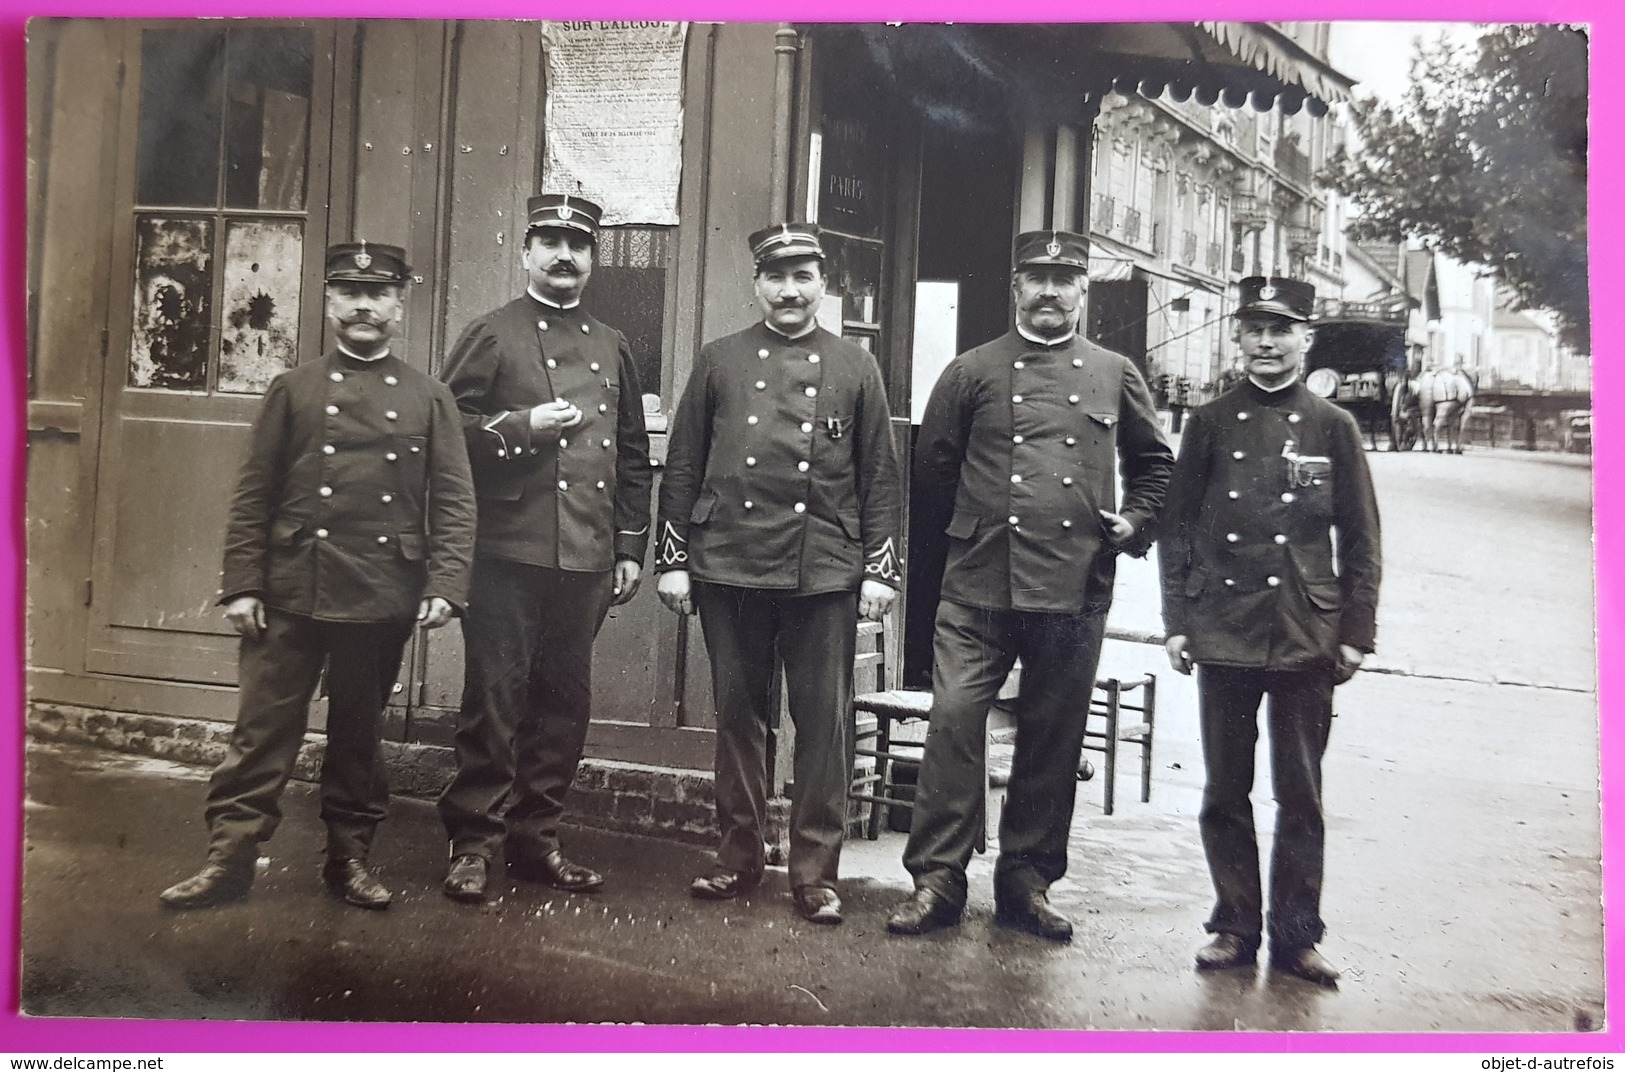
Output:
[770, 24, 800, 221]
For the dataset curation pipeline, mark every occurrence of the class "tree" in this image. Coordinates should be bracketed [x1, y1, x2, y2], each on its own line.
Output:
[1329, 25, 1589, 353]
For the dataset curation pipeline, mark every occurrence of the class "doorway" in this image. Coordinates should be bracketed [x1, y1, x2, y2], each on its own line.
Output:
[901, 123, 1017, 687]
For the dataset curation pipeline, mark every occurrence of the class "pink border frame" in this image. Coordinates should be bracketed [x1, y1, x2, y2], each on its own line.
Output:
[0, 0, 1615, 1053]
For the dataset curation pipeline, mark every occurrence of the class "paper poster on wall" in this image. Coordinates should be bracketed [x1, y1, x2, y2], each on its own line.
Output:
[911, 280, 960, 423]
[540, 22, 687, 225]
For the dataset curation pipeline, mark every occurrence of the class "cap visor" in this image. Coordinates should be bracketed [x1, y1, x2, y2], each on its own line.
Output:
[527, 220, 598, 237]
[1236, 302, 1309, 321]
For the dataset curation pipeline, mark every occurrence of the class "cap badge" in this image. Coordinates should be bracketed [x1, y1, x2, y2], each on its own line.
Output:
[558, 201, 574, 221]
[353, 243, 372, 271]
[1259, 282, 1276, 300]
[773, 224, 795, 246]
[1046, 238, 1062, 257]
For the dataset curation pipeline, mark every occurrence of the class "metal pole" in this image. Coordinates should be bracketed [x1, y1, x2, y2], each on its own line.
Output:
[769, 24, 800, 221]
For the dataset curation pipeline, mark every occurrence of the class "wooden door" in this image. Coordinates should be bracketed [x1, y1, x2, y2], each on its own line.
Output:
[85, 22, 337, 685]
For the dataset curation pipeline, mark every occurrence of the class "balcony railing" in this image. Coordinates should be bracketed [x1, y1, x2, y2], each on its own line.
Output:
[1275, 141, 1312, 187]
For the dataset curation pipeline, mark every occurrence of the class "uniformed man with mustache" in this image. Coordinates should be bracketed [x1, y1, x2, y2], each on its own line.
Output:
[654, 223, 902, 926]
[159, 242, 477, 911]
[436, 194, 654, 903]
[886, 230, 1173, 941]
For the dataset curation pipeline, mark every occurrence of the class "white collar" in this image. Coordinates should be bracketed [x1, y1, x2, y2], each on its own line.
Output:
[1248, 372, 1299, 393]
[764, 320, 819, 341]
[337, 342, 389, 363]
[528, 285, 581, 310]
[1017, 324, 1076, 348]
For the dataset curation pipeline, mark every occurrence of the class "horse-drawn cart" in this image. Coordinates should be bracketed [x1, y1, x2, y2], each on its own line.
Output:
[1303, 297, 1414, 451]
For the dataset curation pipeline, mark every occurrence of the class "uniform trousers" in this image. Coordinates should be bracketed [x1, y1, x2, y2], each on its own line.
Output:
[438, 555, 614, 861]
[904, 599, 1108, 907]
[692, 583, 858, 891]
[205, 609, 412, 865]
[1196, 664, 1335, 951]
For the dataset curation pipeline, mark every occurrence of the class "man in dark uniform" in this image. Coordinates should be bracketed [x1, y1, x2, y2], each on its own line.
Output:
[886, 230, 1173, 941]
[159, 242, 477, 911]
[437, 194, 653, 903]
[654, 223, 902, 926]
[1159, 275, 1382, 986]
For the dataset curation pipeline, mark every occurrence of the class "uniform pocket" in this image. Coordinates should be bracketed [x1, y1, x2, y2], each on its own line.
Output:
[271, 517, 303, 545]
[1304, 581, 1343, 610]
[1087, 411, 1118, 430]
[945, 509, 979, 540]
[1184, 570, 1207, 598]
[690, 491, 717, 525]
[837, 510, 862, 539]
[398, 532, 426, 561]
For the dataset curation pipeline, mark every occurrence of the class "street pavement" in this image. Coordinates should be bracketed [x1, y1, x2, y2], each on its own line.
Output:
[19, 444, 1605, 1034]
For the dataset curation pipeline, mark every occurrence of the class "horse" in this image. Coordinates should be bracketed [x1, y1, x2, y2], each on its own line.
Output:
[1415, 367, 1476, 453]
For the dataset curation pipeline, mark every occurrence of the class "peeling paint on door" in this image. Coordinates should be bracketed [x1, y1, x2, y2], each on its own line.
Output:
[129, 216, 214, 391]
[218, 219, 303, 394]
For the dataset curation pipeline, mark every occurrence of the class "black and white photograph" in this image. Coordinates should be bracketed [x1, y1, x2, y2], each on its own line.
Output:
[18, 17, 1601, 1034]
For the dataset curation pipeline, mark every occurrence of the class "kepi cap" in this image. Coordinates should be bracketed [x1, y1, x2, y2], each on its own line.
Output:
[526, 194, 603, 240]
[1237, 275, 1316, 321]
[1014, 230, 1089, 272]
[749, 223, 825, 268]
[325, 241, 411, 284]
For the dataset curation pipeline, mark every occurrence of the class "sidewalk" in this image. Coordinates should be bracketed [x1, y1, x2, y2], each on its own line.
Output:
[20, 629, 1604, 1033]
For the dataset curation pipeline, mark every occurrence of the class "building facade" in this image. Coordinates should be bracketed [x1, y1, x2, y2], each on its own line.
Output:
[1084, 21, 1352, 403]
[26, 19, 1350, 835]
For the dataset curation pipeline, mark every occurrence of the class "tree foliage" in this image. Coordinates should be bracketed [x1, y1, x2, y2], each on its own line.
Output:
[1328, 25, 1589, 352]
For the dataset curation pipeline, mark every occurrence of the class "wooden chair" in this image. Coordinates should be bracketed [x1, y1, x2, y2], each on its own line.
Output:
[1081, 674, 1157, 816]
[849, 616, 1159, 835]
[848, 615, 936, 841]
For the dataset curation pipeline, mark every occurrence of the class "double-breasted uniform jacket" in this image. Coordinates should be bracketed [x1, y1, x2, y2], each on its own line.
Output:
[1159, 378, 1382, 669]
[440, 293, 654, 570]
[219, 348, 477, 622]
[914, 331, 1173, 614]
[655, 322, 903, 593]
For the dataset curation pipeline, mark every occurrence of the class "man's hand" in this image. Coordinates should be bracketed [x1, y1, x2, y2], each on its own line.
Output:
[528, 399, 584, 439]
[858, 579, 897, 623]
[657, 569, 693, 616]
[1165, 634, 1193, 675]
[612, 559, 642, 606]
[1100, 510, 1136, 545]
[225, 595, 267, 638]
[417, 596, 454, 630]
[1333, 643, 1365, 685]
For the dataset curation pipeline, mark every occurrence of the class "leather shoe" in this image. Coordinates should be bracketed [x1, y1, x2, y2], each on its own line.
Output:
[509, 849, 604, 893]
[690, 867, 763, 901]
[1270, 945, 1341, 987]
[1195, 933, 1259, 971]
[792, 886, 843, 925]
[322, 858, 392, 910]
[995, 887, 1074, 941]
[443, 854, 489, 903]
[885, 887, 963, 935]
[158, 861, 254, 910]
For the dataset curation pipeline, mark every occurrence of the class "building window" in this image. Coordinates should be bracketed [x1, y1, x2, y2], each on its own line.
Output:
[128, 25, 314, 394]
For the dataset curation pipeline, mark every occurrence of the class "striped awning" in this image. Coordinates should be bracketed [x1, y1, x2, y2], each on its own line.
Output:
[1195, 22, 1355, 108]
[810, 22, 1356, 128]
